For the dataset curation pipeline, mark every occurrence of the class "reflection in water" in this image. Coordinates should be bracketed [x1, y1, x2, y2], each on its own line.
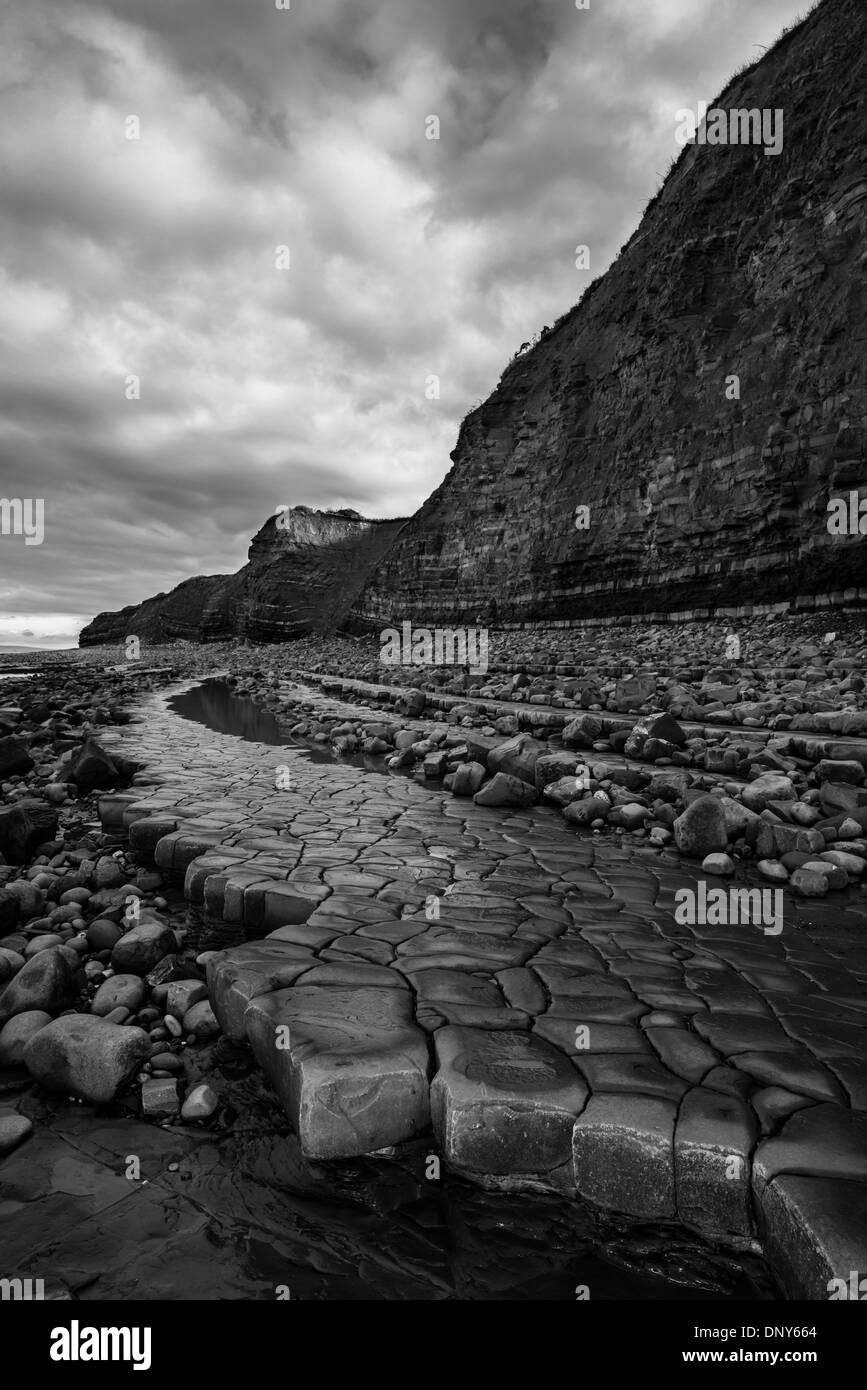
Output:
[170, 679, 289, 746]
[168, 678, 406, 773]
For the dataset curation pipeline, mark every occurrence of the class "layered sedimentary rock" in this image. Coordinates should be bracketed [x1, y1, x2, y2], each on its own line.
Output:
[352, 0, 867, 627]
[209, 507, 406, 642]
[80, 574, 230, 648]
[82, 0, 866, 648]
[79, 507, 406, 646]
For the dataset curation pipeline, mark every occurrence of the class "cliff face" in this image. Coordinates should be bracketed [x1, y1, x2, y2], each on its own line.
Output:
[79, 507, 406, 646]
[208, 507, 407, 641]
[79, 574, 231, 648]
[352, 0, 867, 628]
[82, 0, 866, 650]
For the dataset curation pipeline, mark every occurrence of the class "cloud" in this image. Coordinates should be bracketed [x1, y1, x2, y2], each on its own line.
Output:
[0, 0, 814, 644]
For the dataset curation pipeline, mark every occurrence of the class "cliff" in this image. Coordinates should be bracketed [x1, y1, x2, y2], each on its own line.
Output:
[79, 507, 406, 646]
[79, 574, 231, 648]
[352, 0, 867, 628]
[81, 0, 867, 648]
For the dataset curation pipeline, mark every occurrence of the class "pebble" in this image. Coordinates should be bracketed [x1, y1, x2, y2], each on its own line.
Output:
[59, 887, 91, 906]
[802, 860, 848, 889]
[820, 850, 865, 876]
[90, 973, 146, 1018]
[23, 934, 64, 958]
[140, 1077, 179, 1119]
[836, 819, 862, 840]
[0, 1114, 33, 1156]
[181, 1083, 219, 1121]
[0, 947, 25, 975]
[149, 1051, 182, 1072]
[701, 852, 735, 876]
[757, 859, 789, 882]
[0, 1010, 52, 1066]
[183, 1000, 220, 1038]
[86, 919, 123, 952]
[790, 868, 829, 897]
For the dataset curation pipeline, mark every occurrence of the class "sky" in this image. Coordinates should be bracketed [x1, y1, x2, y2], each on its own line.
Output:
[0, 0, 814, 647]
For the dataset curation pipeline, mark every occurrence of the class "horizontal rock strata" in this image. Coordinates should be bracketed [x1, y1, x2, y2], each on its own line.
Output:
[352, 0, 867, 625]
[80, 507, 406, 646]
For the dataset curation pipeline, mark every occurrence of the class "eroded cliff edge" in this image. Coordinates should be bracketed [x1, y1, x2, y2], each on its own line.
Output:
[79, 507, 406, 646]
[352, 0, 867, 628]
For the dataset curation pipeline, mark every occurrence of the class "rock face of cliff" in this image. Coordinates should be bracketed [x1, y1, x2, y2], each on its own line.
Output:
[82, 0, 866, 650]
[79, 574, 231, 648]
[208, 507, 407, 642]
[352, 0, 867, 629]
[79, 507, 406, 646]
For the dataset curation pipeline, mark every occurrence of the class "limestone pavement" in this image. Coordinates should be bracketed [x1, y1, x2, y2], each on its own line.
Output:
[99, 680, 867, 1300]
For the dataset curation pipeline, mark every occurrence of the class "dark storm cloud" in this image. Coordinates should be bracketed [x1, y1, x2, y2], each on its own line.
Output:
[0, 0, 815, 645]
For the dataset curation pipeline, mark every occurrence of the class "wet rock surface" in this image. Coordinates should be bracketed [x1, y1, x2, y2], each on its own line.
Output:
[3, 632, 867, 1299]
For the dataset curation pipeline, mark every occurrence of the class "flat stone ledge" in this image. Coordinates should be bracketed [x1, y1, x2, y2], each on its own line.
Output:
[752, 1104, 867, 1197]
[244, 985, 431, 1160]
[431, 1026, 588, 1175]
[206, 943, 316, 1042]
[572, 1092, 678, 1220]
[675, 1086, 758, 1239]
[761, 1175, 867, 1300]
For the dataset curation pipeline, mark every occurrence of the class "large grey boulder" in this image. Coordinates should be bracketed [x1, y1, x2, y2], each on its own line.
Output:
[673, 795, 729, 858]
[0, 947, 77, 1026]
[0, 735, 34, 779]
[473, 773, 537, 808]
[534, 751, 579, 790]
[451, 761, 486, 796]
[110, 921, 176, 976]
[562, 714, 603, 749]
[23, 1014, 150, 1104]
[90, 974, 147, 1017]
[0, 1010, 52, 1066]
[740, 773, 797, 813]
[0, 799, 59, 864]
[487, 734, 547, 786]
[62, 738, 119, 794]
